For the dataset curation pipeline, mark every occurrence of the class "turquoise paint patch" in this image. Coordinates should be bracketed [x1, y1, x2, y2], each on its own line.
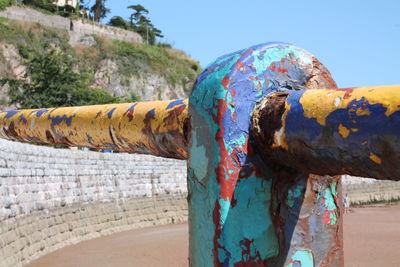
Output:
[217, 177, 278, 265]
[317, 186, 338, 225]
[188, 176, 219, 267]
[287, 250, 314, 267]
[219, 198, 231, 226]
[252, 46, 312, 76]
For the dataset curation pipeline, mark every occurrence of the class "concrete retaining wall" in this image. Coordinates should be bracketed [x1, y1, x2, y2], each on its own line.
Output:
[0, 139, 186, 266]
[342, 175, 400, 205]
[0, 6, 142, 44]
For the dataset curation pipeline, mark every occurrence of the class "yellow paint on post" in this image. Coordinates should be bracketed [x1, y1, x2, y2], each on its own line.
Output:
[0, 99, 189, 159]
[356, 108, 371, 116]
[299, 85, 400, 126]
[369, 153, 382, 164]
[338, 124, 350, 138]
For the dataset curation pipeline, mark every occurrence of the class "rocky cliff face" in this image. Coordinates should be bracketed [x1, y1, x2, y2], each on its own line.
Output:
[92, 58, 188, 100]
[0, 18, 200, 108]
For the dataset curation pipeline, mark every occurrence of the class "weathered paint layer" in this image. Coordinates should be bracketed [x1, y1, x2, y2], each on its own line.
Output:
[0, 99, 189, 159]
[188, 42, 339, 266]
[254, 85, 400, 180]
[269, 172, 343, 266]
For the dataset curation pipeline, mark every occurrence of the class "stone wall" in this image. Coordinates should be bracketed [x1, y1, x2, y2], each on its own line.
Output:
[0, 6, 142, 45]
[342, 175, 400, 205]
[0, 139, 187, 267]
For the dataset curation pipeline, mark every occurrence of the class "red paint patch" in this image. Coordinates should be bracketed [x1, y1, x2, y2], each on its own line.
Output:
[222, 75, 231, 90]
[126, 110, 134, 121]
[234, 238, 264, 267]
[336, 87, 355, 99]
[235, 61, 247, 72]
[268, 62, 276, 72]
[277, 67, 288, 74]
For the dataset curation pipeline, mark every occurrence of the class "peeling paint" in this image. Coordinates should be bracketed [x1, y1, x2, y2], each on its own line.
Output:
[299, 85, 400, 126]
[257, 85, 400, 179]
[0, 99, 189, 159]
[316, 181, 338, 226]
[189, 42, 339, 266]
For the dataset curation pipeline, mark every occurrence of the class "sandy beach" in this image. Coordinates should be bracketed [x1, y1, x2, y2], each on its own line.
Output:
[26, 204, 400, 267]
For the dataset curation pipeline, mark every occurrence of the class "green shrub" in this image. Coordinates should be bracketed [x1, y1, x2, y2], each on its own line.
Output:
[108, 16, 130, 30]
[0, 0, 11, 11]
[22, 0, 57, 13]
[2, 48, 118, 108]
[72, 87, 118, 106]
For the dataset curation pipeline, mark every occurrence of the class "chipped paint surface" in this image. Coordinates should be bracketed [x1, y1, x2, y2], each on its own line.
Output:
[0, 99, 189, 159]
[287, 250, 314, 267]
[317, 184, 338, 225]
[259, 85, 400, 179]
[299, 85, 400, 126]
[188, 42, 340, 266]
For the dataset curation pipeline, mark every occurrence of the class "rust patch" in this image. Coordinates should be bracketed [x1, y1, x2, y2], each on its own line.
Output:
[45, 130, 55, 143]
[251, 92, 289, 169]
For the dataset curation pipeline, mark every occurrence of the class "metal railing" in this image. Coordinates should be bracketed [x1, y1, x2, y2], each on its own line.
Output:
[1, 42, 399, 266]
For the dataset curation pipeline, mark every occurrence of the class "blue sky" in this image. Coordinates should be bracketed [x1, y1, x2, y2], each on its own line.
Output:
[104, 0, 400, 88]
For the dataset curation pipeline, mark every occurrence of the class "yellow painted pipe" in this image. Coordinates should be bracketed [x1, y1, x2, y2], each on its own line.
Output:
[0, 99, 189, 159]
[252, 85, 400, 179]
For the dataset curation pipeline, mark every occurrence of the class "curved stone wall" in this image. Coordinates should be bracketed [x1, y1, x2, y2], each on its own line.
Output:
[342, 175, 400, 205]
[0, 139, 187, 267]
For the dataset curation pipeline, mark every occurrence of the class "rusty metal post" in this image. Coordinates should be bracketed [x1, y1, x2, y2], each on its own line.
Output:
[188, 42, 342, 266]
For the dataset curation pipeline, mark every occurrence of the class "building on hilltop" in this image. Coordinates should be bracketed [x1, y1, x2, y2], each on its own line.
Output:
[53, 0, 78, 8]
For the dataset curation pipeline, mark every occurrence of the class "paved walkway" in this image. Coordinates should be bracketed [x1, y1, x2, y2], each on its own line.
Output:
[27, 205, 400, 266]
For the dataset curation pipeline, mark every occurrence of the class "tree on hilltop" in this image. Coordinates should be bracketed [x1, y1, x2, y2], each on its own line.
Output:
[90, 0, 109, 22]
[108, 16, 129, 30]
[128, 4, 163, 45]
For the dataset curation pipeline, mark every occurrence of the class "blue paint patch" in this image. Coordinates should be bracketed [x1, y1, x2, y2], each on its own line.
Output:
[2, 110, 20, 118]
[107, 108, 117, 119]
[35, 109, 49, 117]
[285, 90, 400, 177]
[166, 99, 185, 109]
[148, 108, 156, 119]
[18, 114, 27, 122]
[48, 114, 76, 126]
[127, 103, 137, 111]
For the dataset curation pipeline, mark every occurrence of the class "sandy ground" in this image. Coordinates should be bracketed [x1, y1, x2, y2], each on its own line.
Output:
[26, 205, 400, 267]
